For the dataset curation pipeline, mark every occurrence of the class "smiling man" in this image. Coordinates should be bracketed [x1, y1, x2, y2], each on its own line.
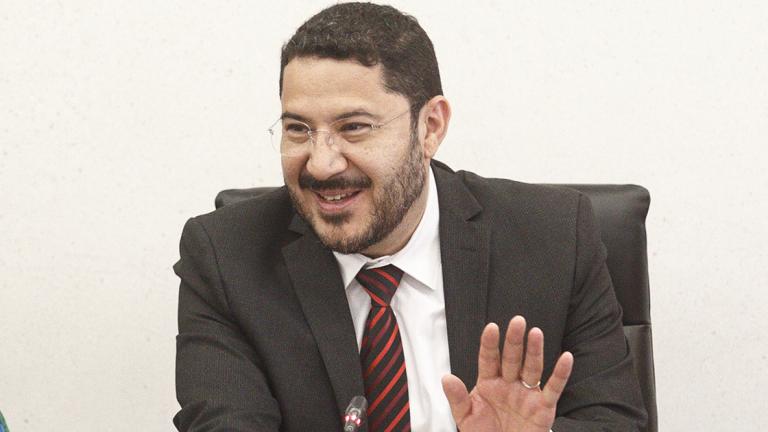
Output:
[173, 3, 647, 432]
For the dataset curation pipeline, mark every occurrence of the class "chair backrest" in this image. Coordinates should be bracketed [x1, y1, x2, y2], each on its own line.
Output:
[561, 185, 657, 432]
[215, 184, 657, 432]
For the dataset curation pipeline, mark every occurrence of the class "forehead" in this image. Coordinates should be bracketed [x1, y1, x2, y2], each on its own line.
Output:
[281, 57, 406, 116]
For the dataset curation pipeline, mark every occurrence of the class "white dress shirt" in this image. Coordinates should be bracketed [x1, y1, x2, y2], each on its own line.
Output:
[333, 167, 457, 432]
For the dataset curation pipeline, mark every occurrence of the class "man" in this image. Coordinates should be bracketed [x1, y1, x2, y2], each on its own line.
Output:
[173, 3, 647, 431]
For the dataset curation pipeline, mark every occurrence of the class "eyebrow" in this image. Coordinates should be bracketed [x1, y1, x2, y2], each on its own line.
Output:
[280, 109, 380, 124]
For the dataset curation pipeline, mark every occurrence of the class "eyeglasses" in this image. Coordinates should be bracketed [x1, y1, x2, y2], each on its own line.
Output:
[268, 107, 412, 157]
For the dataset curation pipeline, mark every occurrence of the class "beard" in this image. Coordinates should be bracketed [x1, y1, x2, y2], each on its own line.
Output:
[286, 129, 426, 254]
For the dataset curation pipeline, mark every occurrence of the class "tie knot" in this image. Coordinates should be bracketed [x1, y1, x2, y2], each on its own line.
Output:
[355, 264, 404, 306]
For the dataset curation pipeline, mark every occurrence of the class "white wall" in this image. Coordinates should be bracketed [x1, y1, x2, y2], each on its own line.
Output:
[1, 1, 766, 430]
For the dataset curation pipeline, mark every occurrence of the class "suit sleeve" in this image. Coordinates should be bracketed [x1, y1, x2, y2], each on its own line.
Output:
[552, 194, 648, 432]
[173, 217, 281, 431]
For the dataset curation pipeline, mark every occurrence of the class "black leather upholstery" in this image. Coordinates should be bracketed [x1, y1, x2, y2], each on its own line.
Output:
[215, 184, 657, 432]
[559, 185, 657, 432]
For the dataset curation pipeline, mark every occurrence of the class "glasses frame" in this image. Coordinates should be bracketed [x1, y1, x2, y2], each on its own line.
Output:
[267, 106, 414, 157]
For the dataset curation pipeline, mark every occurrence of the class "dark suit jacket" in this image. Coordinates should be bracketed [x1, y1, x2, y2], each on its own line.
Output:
[174, 160, 647, 431]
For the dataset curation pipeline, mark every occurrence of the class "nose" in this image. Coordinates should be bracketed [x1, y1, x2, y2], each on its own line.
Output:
[305, 131, 348, 180]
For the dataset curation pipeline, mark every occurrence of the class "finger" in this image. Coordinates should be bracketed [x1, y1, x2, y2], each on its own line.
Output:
[477, 323, 501, 380]
[501, 315, 526, 382]
[541, 352, 574, 408]
[520, 327, 544, 388]
[442, 374, 472, 423]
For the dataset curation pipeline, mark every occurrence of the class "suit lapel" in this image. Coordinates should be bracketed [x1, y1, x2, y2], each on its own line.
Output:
[282, 215, 365, 418]
[433, 162, 491, 387]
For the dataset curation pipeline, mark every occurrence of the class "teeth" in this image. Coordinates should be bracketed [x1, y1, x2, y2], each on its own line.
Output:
[321, 192, 352, 201]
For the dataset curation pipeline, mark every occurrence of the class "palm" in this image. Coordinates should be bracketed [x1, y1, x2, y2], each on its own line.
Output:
[442, 317, 573, 432]
[476, 378, 555, 431]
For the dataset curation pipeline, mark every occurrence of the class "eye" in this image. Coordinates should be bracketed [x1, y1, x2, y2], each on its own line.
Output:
[284, 122, 309, 134]
[338, 122, 373, 139]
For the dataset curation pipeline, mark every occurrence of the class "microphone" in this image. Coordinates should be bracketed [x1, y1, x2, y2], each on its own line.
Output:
[343, 395, 367, 432]
[0, 409, 8, 432]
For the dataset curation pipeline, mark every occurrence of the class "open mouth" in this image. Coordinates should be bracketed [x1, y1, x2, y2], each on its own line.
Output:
[313, 189, 362, 211]
[318, 191, 358, 201]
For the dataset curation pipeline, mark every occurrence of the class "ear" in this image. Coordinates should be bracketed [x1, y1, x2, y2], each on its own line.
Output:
[421, 96, 451, 160]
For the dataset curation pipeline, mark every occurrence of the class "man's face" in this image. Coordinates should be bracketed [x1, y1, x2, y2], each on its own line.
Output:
[280, 57, 428, 255]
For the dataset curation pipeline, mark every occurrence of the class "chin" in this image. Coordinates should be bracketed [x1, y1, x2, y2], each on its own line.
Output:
[313, 218, 368, 253]
[317, 210, 354, 227]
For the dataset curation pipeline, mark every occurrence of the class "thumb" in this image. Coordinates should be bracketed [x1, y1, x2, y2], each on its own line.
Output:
[442, 374, 472, 423]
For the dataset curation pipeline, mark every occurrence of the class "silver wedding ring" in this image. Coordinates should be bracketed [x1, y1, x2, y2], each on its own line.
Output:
[520, 378, 541, 390]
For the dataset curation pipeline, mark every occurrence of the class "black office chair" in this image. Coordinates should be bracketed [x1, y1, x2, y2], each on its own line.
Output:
[215, 184, 657, 432]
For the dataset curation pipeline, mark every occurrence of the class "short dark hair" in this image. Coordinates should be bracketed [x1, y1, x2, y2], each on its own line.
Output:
[279, 2, 443, 124]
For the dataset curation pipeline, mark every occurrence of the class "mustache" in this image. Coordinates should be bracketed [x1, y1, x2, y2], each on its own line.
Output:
[298, 172, 372, 191]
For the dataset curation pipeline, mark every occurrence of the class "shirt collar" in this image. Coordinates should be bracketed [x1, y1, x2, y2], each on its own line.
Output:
[333, 166, 441, 291]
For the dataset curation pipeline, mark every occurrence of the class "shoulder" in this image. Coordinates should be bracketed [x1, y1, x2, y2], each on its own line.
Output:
[182, 187, 298, 254]
[433, 160, 585, 227]
[195, 187, 292, 226]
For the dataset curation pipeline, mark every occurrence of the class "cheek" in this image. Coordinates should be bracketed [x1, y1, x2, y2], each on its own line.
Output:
[281, 158, 304, 184]
[380, 155, 405, 177]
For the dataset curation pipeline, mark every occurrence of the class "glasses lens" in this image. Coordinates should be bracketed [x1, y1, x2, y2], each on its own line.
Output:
[333, 121, 374, 144]
[269, 119, 308, 157]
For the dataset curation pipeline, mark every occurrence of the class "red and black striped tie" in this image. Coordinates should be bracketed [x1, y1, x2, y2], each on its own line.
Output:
[356, 264, 410, 432]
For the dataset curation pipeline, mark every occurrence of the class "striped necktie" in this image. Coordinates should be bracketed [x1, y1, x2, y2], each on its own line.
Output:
[355, 264, 411, 432]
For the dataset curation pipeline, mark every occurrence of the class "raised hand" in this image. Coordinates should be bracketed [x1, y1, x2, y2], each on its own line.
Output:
[441, 316, 573, 432]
